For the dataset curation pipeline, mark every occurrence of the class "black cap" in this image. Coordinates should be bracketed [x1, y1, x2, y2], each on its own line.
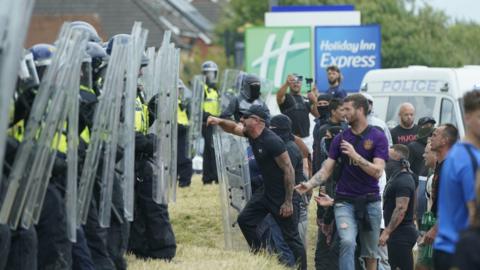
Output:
[243, 105, 270, 122]
[270, 114, 292, 131]
[317, 93, 333, 102]
[418, 116, 436, 127]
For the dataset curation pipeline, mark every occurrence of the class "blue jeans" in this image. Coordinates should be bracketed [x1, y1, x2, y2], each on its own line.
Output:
[334, 201, 381, 270]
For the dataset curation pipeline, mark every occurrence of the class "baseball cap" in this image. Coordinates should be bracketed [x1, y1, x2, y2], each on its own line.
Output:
[243, 105, 270, 123]
[317, 93, 333, 102]
[418, 116, 436, 127]
[360, 92, 374, 104]
[270, 114, 292, 131]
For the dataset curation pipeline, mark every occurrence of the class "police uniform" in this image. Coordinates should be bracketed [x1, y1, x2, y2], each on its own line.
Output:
[202, 85, 220, 184]
[177, 99, 193, 187]
[128, 93, 177, 259]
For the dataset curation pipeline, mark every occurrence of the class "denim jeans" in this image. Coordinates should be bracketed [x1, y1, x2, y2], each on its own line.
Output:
[334, 201, 382, 270]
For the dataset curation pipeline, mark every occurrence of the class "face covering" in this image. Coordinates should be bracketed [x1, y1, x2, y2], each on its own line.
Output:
[317, 105, 329, 116]
[385, 159, 404, 180]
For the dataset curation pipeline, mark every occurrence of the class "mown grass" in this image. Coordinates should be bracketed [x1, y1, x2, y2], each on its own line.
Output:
[128, 174, 320, 269]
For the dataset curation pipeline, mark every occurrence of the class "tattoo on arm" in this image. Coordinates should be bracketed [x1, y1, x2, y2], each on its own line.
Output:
[355, 156, 384, 179]
[386, 197, 409, 233]
[218, 119, 244, 137]
[275, 152, 294, 202]
[310, 158, 336, 187]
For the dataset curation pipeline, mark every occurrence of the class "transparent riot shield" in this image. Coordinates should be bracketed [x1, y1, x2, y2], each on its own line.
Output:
[141, 47, 156, 102]
[77, 35, 128, 226]
[97, 35, 131, 228]
[152, 31, 180, 205]
[0, 0, 36, 186]
[186, 75, 205, 158]
[213, 126, 251, 250]
[122, 22, 148, 222]
[219, 69, 246, 117]
[0, 23, 88, 231]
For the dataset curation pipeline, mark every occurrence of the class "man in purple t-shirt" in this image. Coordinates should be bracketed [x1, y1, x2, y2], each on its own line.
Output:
[296, 94, 389, 270]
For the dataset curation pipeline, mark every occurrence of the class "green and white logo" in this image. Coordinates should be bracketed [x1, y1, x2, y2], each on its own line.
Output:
[245, 27, 312, 92]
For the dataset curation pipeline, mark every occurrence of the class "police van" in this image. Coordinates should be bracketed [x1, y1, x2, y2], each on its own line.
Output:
[360, 66, 480, 136]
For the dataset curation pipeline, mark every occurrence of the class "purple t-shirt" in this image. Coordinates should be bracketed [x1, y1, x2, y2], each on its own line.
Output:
[328, 126, 389, 198]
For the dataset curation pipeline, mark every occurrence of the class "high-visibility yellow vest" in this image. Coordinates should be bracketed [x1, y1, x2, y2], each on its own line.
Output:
[177, 99, 189, 126]
[203, 85, 220, 116]
[134, 96, 149, 134]
[80, 85, 95, 95]
[8, 119, 25, 142]
[80, 127, 90, 144]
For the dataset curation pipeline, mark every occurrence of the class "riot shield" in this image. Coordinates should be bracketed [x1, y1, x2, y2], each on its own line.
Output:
[122, 22, 148, 222]
[77, 35, 128, 226]
[213, 126, 251, 250]
[0, 23, 88, 231]
[186, 75, 205, 158]
[218, 69, 246, 117]
[140, 47, 156, 102]
[152, 31, 180, 205]
[0, 0, 36, 186]
[97, 35, 131, 228]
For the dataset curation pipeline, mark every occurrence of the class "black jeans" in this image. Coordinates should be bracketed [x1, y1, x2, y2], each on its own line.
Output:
[177, 125, 193, 186]
[36, 184, 72, 270]
[129, 164, 177, 260]
[315, 226, 339, 270]
[0, 224, 10, 270]
[237, 194, 307, 270]
[6, 227, 37, 270]
[201, 124, 217, 183]
[387, 224, 417, 270]
[433, 249, 453, 270]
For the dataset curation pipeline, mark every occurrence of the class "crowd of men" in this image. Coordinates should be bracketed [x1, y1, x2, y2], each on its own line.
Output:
[209, 64, 480, 270]
[2, 15, 480, 270]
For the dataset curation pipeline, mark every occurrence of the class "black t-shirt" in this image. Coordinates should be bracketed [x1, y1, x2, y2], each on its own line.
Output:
[390, 125, 419, 145]
[408, 140, 427, 177]
[383, 171, 416, 227]
[285, 140, 305, 186]
[279, 93, 310, 138]
[431, 160, 445, 217]
[248, 128, 287, 205]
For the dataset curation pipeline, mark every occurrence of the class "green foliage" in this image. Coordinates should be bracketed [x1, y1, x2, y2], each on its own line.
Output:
[216, 0, 480, 68]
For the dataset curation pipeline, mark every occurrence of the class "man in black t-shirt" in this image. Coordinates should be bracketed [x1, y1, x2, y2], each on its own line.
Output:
[380, 144, 417, 270]
[390, 103, 418, 145]
[277, 74, 317, 139]
[207, 105, 307, 270]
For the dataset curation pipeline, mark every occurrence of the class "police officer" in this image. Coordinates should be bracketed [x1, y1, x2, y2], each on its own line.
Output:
[177, 80, 193, 187]
[201, 61, 220, 184]
[1, 51, 40, 270]
[128, 63, 177, 260]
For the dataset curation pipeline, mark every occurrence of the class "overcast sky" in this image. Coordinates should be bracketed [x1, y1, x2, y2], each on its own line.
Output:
[426, 0, 480, 23]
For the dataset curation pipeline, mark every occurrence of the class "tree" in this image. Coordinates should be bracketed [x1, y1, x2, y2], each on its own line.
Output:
[216, 0, 480, 68]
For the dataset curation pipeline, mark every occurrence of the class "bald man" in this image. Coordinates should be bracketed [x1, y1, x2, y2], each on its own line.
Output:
[390, 103, 419, 145]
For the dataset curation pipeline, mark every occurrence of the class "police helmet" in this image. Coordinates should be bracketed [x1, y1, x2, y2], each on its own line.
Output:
[201, 60, 218, 83]
[241, 74, 261, 101]
[106, 34, 131, 55]
[71, 21, 102, 43]
[30, 43, 56, 67]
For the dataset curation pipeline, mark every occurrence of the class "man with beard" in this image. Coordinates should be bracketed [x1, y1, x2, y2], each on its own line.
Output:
[277, 74, 318, 145]
[390, 103, 418, 145]
[325, 65, 346, 99]
[296, 94, 388, 270]
[207, 105, 307, 270]
[379, 144, 417, 270]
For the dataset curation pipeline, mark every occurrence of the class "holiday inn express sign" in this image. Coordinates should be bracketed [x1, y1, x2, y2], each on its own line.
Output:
[245, 25, 381, 93]
[245, 27, 312, 92]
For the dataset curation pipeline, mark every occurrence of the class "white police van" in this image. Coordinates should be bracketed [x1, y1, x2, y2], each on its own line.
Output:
[360, 66, 480, 136]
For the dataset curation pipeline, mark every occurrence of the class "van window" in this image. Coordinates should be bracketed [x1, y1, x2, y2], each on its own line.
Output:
[385, 96, 436, 128]
[440, 98, 457, 127]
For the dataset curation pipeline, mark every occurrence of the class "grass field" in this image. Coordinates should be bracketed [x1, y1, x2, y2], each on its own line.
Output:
[128, 174, 320, 269]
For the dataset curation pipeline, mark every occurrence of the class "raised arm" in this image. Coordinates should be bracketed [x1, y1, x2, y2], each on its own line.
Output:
[207, 116, 244, 137]
[274, 151, 295, 217]
[276, 75, 294, 105]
